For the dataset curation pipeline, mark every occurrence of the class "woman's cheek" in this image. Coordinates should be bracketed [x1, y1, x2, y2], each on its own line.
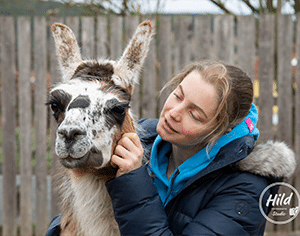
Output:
[182, 125, 200, 135]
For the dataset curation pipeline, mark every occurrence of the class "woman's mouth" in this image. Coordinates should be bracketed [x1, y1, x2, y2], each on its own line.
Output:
[163, 118, 178, 133]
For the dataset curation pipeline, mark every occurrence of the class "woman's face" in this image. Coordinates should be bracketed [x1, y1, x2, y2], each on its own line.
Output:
[157, 70, 219, 149]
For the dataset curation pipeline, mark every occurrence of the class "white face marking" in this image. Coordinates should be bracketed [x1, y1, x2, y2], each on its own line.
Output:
[49, 78, 129, 169]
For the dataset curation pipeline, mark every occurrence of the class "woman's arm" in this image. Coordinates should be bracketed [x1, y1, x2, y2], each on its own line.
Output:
[105, 165, 174, 236]
[45, 214, 61, 236]
[106, 169, 269, 236]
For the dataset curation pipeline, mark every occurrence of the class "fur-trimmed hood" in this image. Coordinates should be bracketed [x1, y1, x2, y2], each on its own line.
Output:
[236, 140, 296, 179]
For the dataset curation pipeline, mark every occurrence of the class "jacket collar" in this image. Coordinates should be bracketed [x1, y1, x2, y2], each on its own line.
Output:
[176, 135, 255, 195]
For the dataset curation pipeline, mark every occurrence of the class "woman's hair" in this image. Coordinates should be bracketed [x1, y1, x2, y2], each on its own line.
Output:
[162, 60, 254, 150]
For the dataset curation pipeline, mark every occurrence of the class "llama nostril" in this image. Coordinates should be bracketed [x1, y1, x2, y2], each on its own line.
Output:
[70, 129, 87, 140]
[58, 128, 87, 141]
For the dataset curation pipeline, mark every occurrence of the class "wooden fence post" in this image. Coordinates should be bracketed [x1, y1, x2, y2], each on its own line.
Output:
[97, 16, 108, 58]
[17, 17, 33, 236]
[258, 14, 275, 144]
[82, 17, 95, 59]
[277, 14, 293, 145]
[174, 16, 192, 69]
[213, 15, 234, 64]
[109, 15, 123, 60]
[237, 15, 256, 83]
[276, 14, 294, 233]
[0, 16, 17, 236]
[34, 17, 48, 236]
[193, 15, 212, 61]
[294, 12, 300, 233]
[258, 14, 276, 232]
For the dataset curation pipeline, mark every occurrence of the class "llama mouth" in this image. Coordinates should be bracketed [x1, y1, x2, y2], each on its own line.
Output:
[60, 149, 103, 169]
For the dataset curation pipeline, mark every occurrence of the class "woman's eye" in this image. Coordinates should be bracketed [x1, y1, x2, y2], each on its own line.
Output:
[173, 93, 181, 100]
[190, 112, 202, 121]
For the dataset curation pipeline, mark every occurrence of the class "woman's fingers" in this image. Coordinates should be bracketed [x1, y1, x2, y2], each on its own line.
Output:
[111, 133, 144, 178]
[115, 134, 143, 157]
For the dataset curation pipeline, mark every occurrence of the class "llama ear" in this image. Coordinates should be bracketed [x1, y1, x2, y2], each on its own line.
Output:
[51, 23, 82, 82]
[114, 20, 153, 88]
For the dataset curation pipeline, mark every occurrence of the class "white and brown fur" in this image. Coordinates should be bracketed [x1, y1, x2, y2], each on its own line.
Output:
[48, 21, 153, 235]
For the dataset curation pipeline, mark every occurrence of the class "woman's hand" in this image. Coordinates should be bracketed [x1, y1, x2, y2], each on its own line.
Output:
[111, 133, 144, 178]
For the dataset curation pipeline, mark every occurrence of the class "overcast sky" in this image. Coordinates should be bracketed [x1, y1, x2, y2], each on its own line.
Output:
[70, 0, 295, 15]
[138, 0, 294, 15]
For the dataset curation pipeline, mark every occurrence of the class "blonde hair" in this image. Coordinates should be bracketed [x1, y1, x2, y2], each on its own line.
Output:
[162, 60, 254, 150]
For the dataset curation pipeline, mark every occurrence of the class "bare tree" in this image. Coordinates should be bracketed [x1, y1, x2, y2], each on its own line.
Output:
[208, 0, 299, 15]
[59, 0, 167, 16]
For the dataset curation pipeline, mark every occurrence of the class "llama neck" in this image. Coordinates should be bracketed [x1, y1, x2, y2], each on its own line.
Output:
[70, 173, 120, 236]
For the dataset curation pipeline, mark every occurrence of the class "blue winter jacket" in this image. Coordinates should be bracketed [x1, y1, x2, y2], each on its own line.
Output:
[46, 118, 294, 236]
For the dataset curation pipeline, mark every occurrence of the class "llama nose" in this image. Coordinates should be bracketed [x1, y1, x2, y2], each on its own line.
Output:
[58, 127, 87, 141]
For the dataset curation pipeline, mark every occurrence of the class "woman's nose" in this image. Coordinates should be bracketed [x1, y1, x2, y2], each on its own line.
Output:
[169, 106, 182, 122]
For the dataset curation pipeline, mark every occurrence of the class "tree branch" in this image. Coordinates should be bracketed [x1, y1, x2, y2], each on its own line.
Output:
[241, 0, 260, 13]
[292, 0, 300, 13]
[259, 0, 265, 13]
[266, 0, 276, 13]
[209, 0, 235, 15]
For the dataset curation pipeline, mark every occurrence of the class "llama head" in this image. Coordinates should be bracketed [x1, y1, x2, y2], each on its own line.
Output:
[48, 21, 153, 179]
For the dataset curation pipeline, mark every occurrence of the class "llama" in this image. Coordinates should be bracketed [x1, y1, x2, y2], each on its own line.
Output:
[48, 20, 153, 235]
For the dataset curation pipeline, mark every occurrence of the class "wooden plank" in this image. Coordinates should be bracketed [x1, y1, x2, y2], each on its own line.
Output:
[0, 16, 17, 236]
[294, 12, 300, 232]
[97, 16, 108, 58]
[17, 17, 32, 236]
[109, 16, 123, 59]
[276, 14, 294, 233]
[174, 16, 192, 68]
[157, 16, 172, 111]
[34, 17, 48, 235]
[125, 16, 140, 118]
[213, 15, 234, 64]
[141, 17, 157, 119]
[193, 15, 212, 61]
[82, 17, 95, 59]
[49, 16, 64, 219]
[277, 14, 293, 145]
[237, 15, 256, 82]
[258, 15, 275, 234]
[258, 14, 275, 144]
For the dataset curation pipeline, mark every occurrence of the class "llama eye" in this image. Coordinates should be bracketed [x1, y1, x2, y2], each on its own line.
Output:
[51, 103, 59, 113]
[104, 99, 130, 127]
[111, 104, 126, 115]
[108, 103, 130, 125]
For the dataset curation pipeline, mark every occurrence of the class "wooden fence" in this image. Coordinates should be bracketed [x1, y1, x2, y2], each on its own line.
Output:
[0, 14, 299, 235]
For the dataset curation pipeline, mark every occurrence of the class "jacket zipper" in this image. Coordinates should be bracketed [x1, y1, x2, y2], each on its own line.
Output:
[164, 169, 180, 206]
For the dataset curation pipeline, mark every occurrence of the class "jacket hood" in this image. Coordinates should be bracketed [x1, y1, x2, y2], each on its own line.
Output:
[236, 140, 296, 179]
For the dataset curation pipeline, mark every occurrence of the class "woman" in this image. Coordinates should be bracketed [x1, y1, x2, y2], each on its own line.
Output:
[46, 61, 295, 235]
